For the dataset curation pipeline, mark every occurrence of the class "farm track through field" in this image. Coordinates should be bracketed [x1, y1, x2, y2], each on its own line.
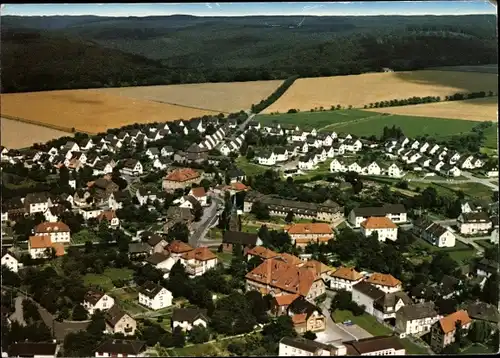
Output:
[149, 99, 229, 115]
[319, 114, 385, 132]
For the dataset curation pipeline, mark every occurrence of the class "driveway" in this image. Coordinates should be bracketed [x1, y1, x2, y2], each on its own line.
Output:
[316, 294, 373, 344]
[9, 295, 26, 325]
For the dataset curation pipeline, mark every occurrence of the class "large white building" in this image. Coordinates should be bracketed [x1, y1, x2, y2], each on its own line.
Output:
[348, 204, 407, 228]
[457, 212, 492, 235]
[360, 216, 398, 242]
[138, 281, 173, 310]
[327, 267, 364, 292]
[34, 221, 71, 243]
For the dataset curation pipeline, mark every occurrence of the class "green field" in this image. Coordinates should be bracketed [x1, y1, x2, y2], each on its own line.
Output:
[83, 268, 134, 291]
[257, 110, 484, 140]
[332, 310, 393, 336]
[461, 343, 496, 354]
[257, 109, 377, 131]
[235, 157, 269, 176]
[476, 239, 496, 250]
[439, 182, 495, 200]
[483, 124, 499, 149]
[400, 338, 430, 355]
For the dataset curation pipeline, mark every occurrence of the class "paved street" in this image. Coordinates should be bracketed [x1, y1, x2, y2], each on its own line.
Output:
[189, 193, 224, 248]
[9, 295, 26, 326]
[461, 171, 499, 190]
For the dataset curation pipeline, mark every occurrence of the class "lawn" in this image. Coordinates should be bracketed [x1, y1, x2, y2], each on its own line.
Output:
[168, 341, 229, 357]
[70, 229, 100, 244]
[83, 268, 134, 291]
[256, 109, 376, 131]
[332, 310, 393, 336]
[411, 237, 476, 264]
[235, 156, 269, 176]
[295, 161, 332, 180]
[461, 343, 496, 354]
[332, 113, 480, 139]
[213, 250, 233, 265]
[241, 224, 261, 233]
[476, 239, 496, 250]
[439, 182, 495, 200]
[400, 338, 430, 355]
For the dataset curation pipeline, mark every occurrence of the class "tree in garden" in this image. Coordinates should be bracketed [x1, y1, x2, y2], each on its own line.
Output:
[285, 211, 294, 223]
[189, 325, 210, 344]
[262, 315, 297, 344]
[468, 320, 491, 343]
[166, 222, 190, 243]
[172, 326, 186, 348]
[482, 272, 499, 305]
[303, 331, 317, 340]
[251, 201, 270, 220]
[330, 290, 352, 312]
[72, 304, 88, 321]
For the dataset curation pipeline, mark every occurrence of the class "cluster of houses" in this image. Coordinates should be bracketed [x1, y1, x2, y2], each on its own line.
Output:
[384, 136, 486, 177]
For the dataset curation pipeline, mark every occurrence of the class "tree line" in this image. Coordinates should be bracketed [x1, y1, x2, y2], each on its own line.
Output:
[363, 90, 495, 109]
[251, 76, 298, 114]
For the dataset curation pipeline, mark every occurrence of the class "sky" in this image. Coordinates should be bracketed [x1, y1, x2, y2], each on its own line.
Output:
[0, 1, 496, 17]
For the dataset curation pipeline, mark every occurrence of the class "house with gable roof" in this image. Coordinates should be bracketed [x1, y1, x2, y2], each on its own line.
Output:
[430, 310, 472, 351]
[104, 305, 137, 336]
[328, 267, 364, 292]
[83, 290, 115, 315]
[138, 281, 173, 310]
[180, 247, 218, 277]
[34, 221, 71, 243]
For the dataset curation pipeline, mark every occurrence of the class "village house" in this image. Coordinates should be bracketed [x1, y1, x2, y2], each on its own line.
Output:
[298, 155, 315, 171]
[360, 216, 398, 242]
[328, 267, 364, 292]
[285, 223, 334, 247]
[43, 206, 65, 223]
[120, 159, 143, 176]
[162, 168, 202, 191]
[348, 204, 407, 227]
[153, 157, 172, 170]
[1, 250, 19, 273]
[138, 281, 173, 310]
[329, 158, 346, 173]
[457, 212, 492, 235]
[94, 339, 146, 358]
[180, 247, 218, 277]
[287, 296, 326, 334]
[104, 305, 137, 336]
[24, 192, 52, 215]
[161, 146, 174, 157]
[352, 281, 410, 322]
[171, 308, 209, 332]
[188, 187, 208, 206]
[256, 150, 277, 166]
[128, 242, 153, 259]
[364, 161, 382, 176]
[227, 167, 246, 183]
[83, 290, 115, 315]
[345, 336, 406, 355]
[8, 342, 60, 358]
[413, 217, 456, 247]
[28, 235, 65, 259]
[222, 231, 262, 254]
[34, 221, 71, 243]
[245, 256, 325, 302]
[278, 337, 344, 357]
[466, 302, 500, 326]
[79, 206, 104, 220]
[246, 246, 278, 262]
[366, 272, 403, 293]
[97, 210, 120, 228]
[430, 310, 472, 352]
[136, 188, 158, 206]
[395, 302, 440, 338]
[166, 240, 194, 259]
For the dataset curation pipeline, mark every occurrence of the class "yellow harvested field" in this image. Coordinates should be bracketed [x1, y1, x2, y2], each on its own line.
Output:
[262, 70, 498, 113]
[96, 80, 284, 113]
[366, 97, 498, 122]
[1, 117, 72, 149]
[1, 90, 219, 134]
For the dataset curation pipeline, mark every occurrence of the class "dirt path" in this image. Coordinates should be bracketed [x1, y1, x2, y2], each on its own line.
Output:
[319, 114, 385, 132]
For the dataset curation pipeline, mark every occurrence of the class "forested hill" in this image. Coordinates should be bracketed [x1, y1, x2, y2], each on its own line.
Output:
[1, 15, 497, 93]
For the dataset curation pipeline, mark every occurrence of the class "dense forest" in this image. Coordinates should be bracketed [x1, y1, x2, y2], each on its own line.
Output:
[1, 15, 497, 93]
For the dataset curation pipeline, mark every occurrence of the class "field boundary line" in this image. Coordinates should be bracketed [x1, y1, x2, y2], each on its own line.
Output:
[148, 99, 230, 115]
[319, 114, 386, 132]
[1, 114, 96, 135]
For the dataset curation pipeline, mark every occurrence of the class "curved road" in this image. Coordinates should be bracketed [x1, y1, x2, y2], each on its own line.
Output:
[189, 193, 224, 248]
[406, 171, 498, 190]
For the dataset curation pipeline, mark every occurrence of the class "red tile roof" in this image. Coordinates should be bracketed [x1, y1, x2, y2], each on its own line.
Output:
[181, 247, 217, 261]
[165, 168, 200, 182]
[167, 240, 194, 254]
[34, 221, 70, 233]
[439, 310, 472, 334]
[190, 187, 206, 198]
[366, 273, 401, 287]
[361, 217, 397, 229]
[286, 223, 333, 235]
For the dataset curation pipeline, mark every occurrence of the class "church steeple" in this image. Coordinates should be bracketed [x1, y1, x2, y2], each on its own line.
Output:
[228, 195, 240, 231]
